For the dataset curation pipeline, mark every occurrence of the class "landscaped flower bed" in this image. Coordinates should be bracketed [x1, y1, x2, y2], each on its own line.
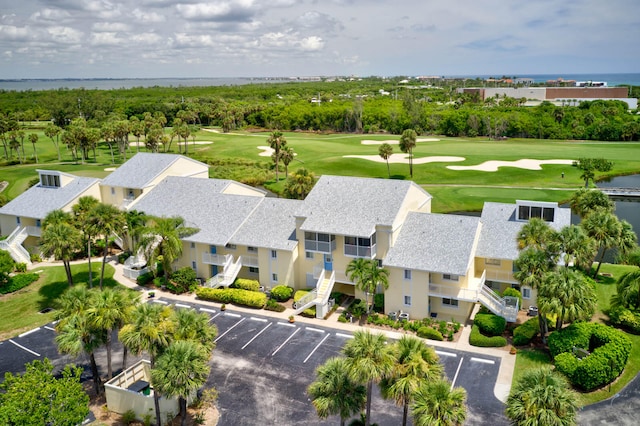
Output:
[364, 312, 462, 342]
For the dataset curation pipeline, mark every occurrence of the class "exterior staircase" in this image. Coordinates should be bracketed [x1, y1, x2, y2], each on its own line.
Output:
[205, 256, 242, 288]
[478, 285, 519, 322]
[0, 226, 32, 266]
[293, 269, 336, 318]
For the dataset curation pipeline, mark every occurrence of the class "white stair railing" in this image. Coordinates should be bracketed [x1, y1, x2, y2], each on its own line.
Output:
[0, 227, 31, 265]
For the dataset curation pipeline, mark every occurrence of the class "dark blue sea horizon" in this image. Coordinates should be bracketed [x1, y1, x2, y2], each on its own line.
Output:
[0, 73, 639, 91]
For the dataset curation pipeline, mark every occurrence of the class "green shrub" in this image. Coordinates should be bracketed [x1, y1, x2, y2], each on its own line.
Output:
[469, 324, 507, 347]
[417, 326, 444, 341]
[137, 272, 154, 286]
[14, 262, 27, 273]
[264, 298, 286, 312]
[373, 293, 384, 313]
[513, 317, 539, 346]
[118, 251, 132, 264]
[153, 276, 167, 288]
[231, 278, 261, 292]
[349, 299, 367, 318]
[270, 285, 294, 302]
[502, 287, 522, 308]
[474, 313, 506, 336]
[167, 267, 197, 294]
[122, 409, 137, 425]
[196, 287, 267, 309]
[548, 322, 632, 391]
[338, 313, 348, 323]
[608, 306, 640, 334]
[0, 273, 39, 295]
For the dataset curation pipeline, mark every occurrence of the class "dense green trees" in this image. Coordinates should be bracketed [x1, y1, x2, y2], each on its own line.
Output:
[346, 258, 390, 313]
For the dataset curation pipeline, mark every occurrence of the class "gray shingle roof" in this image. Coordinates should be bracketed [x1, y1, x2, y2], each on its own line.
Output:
[131, 177, 263, 245]
[476, 202, 571, 260]
[384, 212, 480, 275]
[100, 152, 207, 189]
[297, 175, 431, 237]
[0, 176, 100, 219]
[230, 198, 302, 251]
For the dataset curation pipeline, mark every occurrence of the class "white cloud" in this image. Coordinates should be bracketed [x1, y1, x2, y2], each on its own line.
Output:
[0, 25, 31, 41]
[176, 1, 256, 22]
[90, 31, 122, 46]
[131, 9, 166, 23]
[92, 22, 130, 32]
[48, 26, 84, 44]
[299, 36, 324, 51]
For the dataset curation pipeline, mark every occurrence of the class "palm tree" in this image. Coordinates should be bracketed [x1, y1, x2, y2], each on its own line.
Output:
[581, 210, 623, 278]
[28, 133, 38, 163]
[343, 330, 395, 426]
[411, 379, 467, 426]
[612, 269, 640, 310]
[88, 203, 125, 289]
[123, 210, 147, 253]
[569, 188, 613, 219]
[172, 308, 218, 353]
[517, 218, 557, 251]
[283, 168, 316, 200]
[40, 222, 82, 287]
[381, 336, 444, 426]
[55, 287, 104, 395]
[538, 267, 596, 330]
[505, 367, 578, 426]
[43, 209, 73, 228]
[73, 196, 99, 288]
[119, 303, 175, 426]
[280, 145, 295, 178]
[399, 129, 417, 178]
[378, 143, 393, 178]
[87, 288, 139, 379]
[308, 357, 366, 426]
[267, 131, 286, 182]
[139, 216, 198, 286]
[151, 340, 211, 426]
[346, 258, 390, 313]
[557, 225, 596, 269]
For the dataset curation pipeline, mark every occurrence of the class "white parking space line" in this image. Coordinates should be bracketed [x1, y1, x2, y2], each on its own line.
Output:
[470, 357, 495, 365]
[242, 323, 273, 350]
[18, 327, 41, 338]
[336, 333, 353, 339]
[208, 313, 221, 322]
[175, 303, 191, 309]
[277, 322, 296, 328]
[303, 334, 330, 364]
[451, 357, 464, 390]
[199, 308, 216, 314]
[44, 326, 56, 331]
[9, 339, 40, 357]
[153, 300, 168, 304]
[250, 317, 267, 322]
[435, 350, 457, 358]
[305, 327, 325, 333]
[272, 328, 300, 356]
[214, 318, 246, 343]
[225, 313, 241, 318]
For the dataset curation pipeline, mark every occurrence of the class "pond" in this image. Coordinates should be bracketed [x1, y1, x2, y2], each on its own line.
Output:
[596, 174, 640, 245]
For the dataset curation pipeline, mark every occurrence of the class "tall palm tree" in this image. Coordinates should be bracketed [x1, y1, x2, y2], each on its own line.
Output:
[506, 367, 578, 426]
[411, 379, 467, 426]
[280, 145, 295, 178]
[538, 267, 596, 330]
[378, 143, 393, 178]
[347, 258, 390, 313]
[267, 131, 286, 182]
[119, 303, 175, 426]
[87, 288, 139, 379]
[569, 188, 613, 219]
[517, 218, 557, 252]
[581, 210, 623, 278]
[612, 269, 640, 310]
[172, 308, 218, 353]
[42, 209, 73, 228]
[88, 203, 125, 289]
[139, 216, 198, 286]
[40, 222, 82, 287]
[557, 225, 596, 269]
[308, 357, 366, 426]
[381, 336, 444, 426]
[343, 330, 395, 426]
[123, 210, 147, 253]
[55, 287, 104, 395]
[73, 196, 99, 288]
[399, 129, 417, 178]
[151, 340, 211, 426]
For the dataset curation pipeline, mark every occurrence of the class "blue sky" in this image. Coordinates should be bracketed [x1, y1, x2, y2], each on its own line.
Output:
[0, 0, 638, 79]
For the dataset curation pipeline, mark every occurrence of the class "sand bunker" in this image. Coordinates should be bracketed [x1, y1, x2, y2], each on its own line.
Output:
[360, 138, 440, 145]
[257, 146, 298, 157]
[344, 154, 465, 164]
[447, 159, 574, 172]
[104, 167, 117, 171]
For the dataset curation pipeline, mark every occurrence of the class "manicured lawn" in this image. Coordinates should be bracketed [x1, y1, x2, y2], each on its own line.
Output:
[512, 347, 551, 384]
[0, 262, 119, 340]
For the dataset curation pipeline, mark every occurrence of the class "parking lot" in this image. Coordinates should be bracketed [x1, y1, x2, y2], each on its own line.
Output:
[0, 297, 509, 425]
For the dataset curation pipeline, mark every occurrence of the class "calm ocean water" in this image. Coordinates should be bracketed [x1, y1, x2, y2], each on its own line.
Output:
[0, 73, 639, 91]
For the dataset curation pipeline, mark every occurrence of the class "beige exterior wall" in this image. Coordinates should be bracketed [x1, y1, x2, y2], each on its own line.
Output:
[475, 257, 517, 283]
[483, 87, 547, 101]
[385, 268, 429, 320]
[222, 183, 266, 197]
[100, 186, 143, 208]
[429, 297, 474, 324]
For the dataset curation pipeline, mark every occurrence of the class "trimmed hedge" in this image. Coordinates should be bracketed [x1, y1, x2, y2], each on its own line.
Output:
[264, 298, 286, 312]
[608, 306, 640, 334]
[136, 272, 154, 286]
[469, 324, 507, 347]
[513, 317, 539, 346]
[548, 322, 632, 391]
[270, 285, 294, 302]
[231, 278, 261, 292]
[474, 313, 506, 336]
[196, 287, 266, 309]
[0, 273, 39, 295]
[417, 326, 444, 341]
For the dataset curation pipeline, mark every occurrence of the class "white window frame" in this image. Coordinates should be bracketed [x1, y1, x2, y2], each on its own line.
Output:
[522, 287, 531, 299]
[305, 251, 314, 259]
[443, 274, 459, 282]
[485, 258, 501, 266]
[404, 269, 412, 280]
[272, 273, 278, 282]
[249, 266, 259, 274]
[225, 243, 237, 250]
[271, 250, 277, 259]
[247, 246, 258, 253]
[442, 298, 459, 308]
[191, 261, 197, 270]
[403, 295, 412, 306]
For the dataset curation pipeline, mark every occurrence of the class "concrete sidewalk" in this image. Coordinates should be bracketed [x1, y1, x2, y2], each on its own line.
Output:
[35, 257, 515, 403]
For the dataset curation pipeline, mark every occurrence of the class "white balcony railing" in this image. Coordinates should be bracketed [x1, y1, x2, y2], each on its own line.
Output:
[25, 226, 42, 237]
[242, 255, 259, 267]
[483, 269, 517, 283]
[202, 253, 232, 266]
